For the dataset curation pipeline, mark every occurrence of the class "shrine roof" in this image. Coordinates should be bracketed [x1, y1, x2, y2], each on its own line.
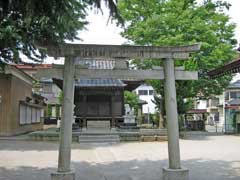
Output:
[75, 79, 126, 87]
[52, 78, 142, 90]
[15, 63, 52, 70]
[207, 59, 240, 78]
[75, 59, 115, 69]
[186, 109, 207, 114]
[39, 78, 53, 83]
[228, 80, 240, 89]
[1, 64, 36, 85]
[42, 77, 131, 87]
[138, 99, 147, 105]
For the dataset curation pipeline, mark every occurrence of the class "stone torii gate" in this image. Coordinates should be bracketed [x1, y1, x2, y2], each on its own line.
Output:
[36, 43, 200, 180]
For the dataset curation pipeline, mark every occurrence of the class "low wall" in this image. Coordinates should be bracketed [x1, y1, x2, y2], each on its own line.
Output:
[28, 128, 168, 142]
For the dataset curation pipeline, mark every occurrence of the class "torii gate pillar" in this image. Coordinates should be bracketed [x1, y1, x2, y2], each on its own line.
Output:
[162, 58, 189, 180]
[51, 57, 75, 180]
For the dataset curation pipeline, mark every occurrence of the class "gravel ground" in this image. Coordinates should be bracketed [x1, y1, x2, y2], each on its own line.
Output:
[0, 135, 240, 180]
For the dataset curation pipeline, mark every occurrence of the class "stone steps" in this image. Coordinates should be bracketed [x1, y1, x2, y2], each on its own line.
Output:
[139, 128, 167, 136]
[78, 134, 120, 143]
[87, 120, 111, 130]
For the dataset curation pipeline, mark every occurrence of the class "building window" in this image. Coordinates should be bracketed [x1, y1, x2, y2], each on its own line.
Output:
[214, 112, 219, 122]
[225, 92, 230, 101]
[230, 92, 237, 99]
[138, 90, 148, 95]
[210, 98, 219, 107]
[230, 91, 240, 99]
[149, 90, 154, 95]
[19, 103, 42, 125]
[26, 106, 32, 124]
[19, 104, 26, 125]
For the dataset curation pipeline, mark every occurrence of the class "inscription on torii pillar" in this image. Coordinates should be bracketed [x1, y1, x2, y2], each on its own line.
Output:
[37, 43, 200, 180]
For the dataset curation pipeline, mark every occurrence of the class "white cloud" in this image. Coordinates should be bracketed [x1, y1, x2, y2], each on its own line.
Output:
[71, 8, 127, 45]
[225, 0, 240, 42]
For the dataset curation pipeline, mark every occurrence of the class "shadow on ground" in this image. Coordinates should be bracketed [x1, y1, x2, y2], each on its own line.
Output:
[0, 140, 141, 151]
[0, 158, 239, 180]
[0, 139, 168, 151]
[180, 131, 230, 141]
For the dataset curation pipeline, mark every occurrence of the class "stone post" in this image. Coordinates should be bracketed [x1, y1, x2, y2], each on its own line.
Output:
[82, 95, 87, 131]
[159, 95, 164, 129]
[111, 95, 116, 130]
[137, 108, 142, 125]
[162, 58, 189, 180]
[51, 57, 75, 180]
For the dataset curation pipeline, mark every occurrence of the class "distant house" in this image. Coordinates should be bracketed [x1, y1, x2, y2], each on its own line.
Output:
[207, 96, 224, 126]
[15, 64, 52, 77]
[0, 65, 44, 136]
[134, 84, 156, 123]
[224, 80, 240, 133]
[200, 79, 240, 133]
[15, 64, 62, 121]
[38, 78, 62, 121]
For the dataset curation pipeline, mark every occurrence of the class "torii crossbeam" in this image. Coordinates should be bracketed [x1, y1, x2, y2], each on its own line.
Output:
[38, 43, 200, 180]
[36, 65, 198, 80]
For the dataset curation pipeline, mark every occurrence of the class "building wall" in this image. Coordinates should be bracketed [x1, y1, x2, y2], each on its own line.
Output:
[0, 74, 12, 135]
[0, 74, 43, 136]
[195, 100, 207, 109]
[39, 82, 58, 104]
[225, 108, 237, 133]
[218, 107, 224, 126]
[134, 84, 156, 114]
[206, 90, 240, 132]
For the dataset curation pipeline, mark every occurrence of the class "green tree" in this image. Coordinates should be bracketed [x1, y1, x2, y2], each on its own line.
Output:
[119, 0, 237, 114]
[58, 91, 64, 104]
[124, 91, 139, 113]
[0, 0, 122, 64]
[47, 104, 52, 117]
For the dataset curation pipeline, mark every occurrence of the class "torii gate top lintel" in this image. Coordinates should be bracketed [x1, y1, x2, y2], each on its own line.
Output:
[45, 43, 200, 59]
[36, 44, 201, 80]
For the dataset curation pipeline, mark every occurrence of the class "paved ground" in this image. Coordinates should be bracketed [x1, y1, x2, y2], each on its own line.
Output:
[0, 135, 240, 180]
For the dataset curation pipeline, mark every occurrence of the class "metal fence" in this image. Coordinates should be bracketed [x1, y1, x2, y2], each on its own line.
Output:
[206, 123, 239, 134]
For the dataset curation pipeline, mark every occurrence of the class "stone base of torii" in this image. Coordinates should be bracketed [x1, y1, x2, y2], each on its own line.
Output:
[36, 43, 200, 180]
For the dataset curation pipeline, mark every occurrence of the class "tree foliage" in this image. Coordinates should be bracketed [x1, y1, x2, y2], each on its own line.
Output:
[118, 0, 237, 113]
[0, 0, 122, 63]
[58, 91, 64, 104]
[124, 91, 139, 112]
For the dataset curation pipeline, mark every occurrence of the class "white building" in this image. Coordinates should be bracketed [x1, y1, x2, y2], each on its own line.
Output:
[195, 100, 207, 110]
[134, 84, 156, 114]
[196, 75, 240, 133]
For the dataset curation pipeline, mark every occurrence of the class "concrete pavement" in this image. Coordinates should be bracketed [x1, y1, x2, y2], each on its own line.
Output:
[0, 135, 240, 180]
